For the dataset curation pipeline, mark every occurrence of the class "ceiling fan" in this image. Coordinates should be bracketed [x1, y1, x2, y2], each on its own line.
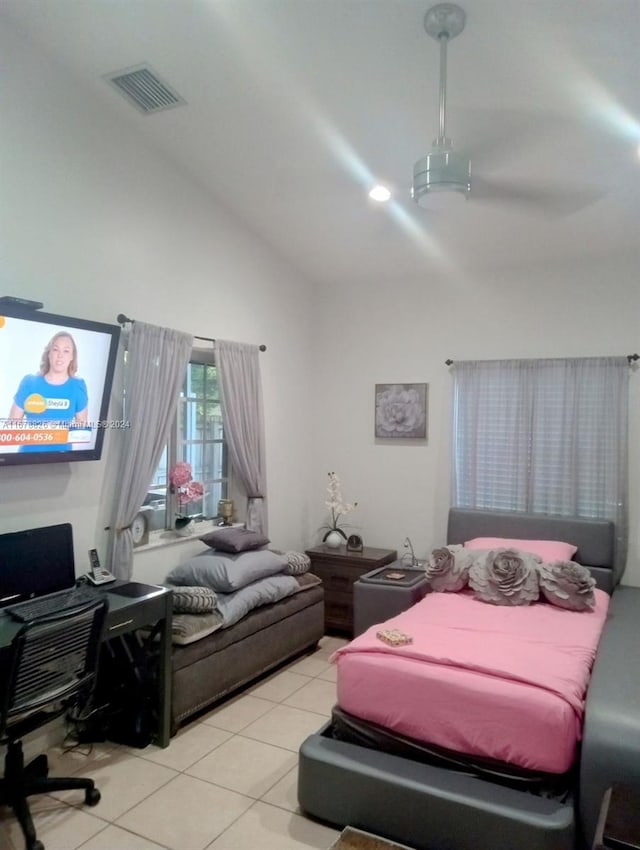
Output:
[410, 3, 602, 215]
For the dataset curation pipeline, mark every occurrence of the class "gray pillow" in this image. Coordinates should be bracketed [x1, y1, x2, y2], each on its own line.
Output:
[215, 574, 300, 628]
[538, 560, 596, 611]
[270, 549, 311, 576]
[171, 611, 223, 645]
[199, 527, 270, 553]
[166, 585, 217, 614]
[469, 548, 540, 606]
[293, 572, 322, 590]
[166, 548, 287, 593]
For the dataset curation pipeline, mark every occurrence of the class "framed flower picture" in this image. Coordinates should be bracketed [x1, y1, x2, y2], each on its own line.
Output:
[375, 383, 428, 439]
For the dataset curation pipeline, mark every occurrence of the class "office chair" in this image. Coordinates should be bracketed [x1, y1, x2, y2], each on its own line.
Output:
[0, 599, 108, 850]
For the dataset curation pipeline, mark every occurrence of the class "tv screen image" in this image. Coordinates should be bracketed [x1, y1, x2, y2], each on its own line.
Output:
[0, 307, 121, 466]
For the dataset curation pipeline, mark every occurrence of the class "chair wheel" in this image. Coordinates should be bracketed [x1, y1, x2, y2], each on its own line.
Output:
[31, 754, 49, 778]
[29, 840, 44, 850]
[85, 787, 101, 806]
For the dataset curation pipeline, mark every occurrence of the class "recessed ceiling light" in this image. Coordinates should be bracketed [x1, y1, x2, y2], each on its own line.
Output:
[369, 185, 391, 202]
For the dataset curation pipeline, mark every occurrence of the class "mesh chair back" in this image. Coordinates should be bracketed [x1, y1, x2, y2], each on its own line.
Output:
[2, 600, 107, 729]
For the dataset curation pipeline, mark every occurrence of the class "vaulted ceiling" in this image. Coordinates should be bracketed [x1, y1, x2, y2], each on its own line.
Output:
[3, 0, 639, 284]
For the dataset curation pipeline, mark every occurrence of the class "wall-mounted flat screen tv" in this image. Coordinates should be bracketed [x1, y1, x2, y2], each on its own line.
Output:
[0, 306, 121, 466]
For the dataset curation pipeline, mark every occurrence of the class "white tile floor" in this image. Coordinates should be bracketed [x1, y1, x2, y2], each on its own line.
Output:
[0, 636, 347, 850]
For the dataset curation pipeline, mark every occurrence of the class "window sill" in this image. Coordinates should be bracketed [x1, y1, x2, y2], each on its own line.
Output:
[133, 521, 243, 554]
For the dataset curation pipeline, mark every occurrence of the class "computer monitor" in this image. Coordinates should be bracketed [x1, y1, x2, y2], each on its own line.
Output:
[0, 523, 76, 607]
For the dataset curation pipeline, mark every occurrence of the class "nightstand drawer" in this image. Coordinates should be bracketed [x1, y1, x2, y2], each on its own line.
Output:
[306, 545, 397, 634]
[312, 563, 359, 592]
[324, 591, 354, 631]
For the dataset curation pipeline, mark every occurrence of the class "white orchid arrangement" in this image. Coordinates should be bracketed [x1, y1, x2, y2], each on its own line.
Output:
[322, 471, 358, 542]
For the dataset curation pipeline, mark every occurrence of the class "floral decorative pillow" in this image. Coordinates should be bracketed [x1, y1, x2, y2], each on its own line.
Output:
[538, 560, 596, 611]
[469, 548, 540, 606]
[426, 545, 472, 592]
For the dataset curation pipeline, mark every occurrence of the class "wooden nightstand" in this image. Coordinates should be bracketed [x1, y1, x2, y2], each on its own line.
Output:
[305, 545, 397, 635]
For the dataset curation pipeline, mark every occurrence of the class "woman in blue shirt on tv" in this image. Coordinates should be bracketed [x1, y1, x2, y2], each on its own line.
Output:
[8, 331, 88, 452]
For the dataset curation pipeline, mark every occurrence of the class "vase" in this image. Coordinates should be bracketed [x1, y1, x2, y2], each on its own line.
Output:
[175, 519, 194, 538]
[325, 530, 343, 549]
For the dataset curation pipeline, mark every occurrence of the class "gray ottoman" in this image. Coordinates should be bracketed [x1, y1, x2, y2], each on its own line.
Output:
[353, 564, 428, 636]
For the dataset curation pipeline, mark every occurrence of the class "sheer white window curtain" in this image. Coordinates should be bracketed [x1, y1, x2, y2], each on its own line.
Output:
[451, 357, 629, 574]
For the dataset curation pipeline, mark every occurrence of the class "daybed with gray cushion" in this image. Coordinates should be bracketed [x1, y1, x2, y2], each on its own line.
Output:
[165, 529, 324, 733]
[298, 508, 640, 850]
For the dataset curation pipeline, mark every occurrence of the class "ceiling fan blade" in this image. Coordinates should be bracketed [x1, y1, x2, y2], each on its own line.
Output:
[454, 109, 556, 173]
[471, 176, 604, 217]
[455, 109, 604, 176]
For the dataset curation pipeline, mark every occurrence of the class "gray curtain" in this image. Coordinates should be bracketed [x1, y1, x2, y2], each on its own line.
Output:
[216, 340, 267, 534]
[110, 321, 193, 579]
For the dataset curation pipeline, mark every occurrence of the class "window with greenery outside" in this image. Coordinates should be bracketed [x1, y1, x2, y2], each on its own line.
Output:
[143, 358, 228, 532]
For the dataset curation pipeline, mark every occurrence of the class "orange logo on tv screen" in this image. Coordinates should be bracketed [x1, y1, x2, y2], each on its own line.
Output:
[24, 394, 47, 414]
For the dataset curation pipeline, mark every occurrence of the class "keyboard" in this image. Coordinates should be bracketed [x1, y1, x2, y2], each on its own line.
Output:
[5, 585, 98, 623]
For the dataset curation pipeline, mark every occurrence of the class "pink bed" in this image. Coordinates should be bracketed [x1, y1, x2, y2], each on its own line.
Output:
[331, 589, 609, 774]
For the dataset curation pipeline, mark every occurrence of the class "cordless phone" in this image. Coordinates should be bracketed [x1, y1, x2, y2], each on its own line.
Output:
[87, 548, 116, 585]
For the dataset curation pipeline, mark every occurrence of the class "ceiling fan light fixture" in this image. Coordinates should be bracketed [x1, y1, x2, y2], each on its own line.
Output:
[369, 185, 392, 202]
[412, 149, 471, 206]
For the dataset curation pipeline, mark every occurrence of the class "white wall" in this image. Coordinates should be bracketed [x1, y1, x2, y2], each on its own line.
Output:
[308, 261, 640, 586]
[0, 24, 315, 582]
[2, 22, 637, 591]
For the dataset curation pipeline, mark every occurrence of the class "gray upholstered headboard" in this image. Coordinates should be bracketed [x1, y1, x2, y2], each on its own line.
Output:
[447, 508, 616, 593]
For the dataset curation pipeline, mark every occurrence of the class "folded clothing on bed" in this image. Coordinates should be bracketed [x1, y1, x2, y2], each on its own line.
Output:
[331, 588, 609, 773]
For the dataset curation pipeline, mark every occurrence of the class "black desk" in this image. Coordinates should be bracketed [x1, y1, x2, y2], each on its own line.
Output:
[0, 581, 173, 749]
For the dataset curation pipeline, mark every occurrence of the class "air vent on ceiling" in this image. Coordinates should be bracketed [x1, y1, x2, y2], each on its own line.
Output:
[105, 64, 186, 114]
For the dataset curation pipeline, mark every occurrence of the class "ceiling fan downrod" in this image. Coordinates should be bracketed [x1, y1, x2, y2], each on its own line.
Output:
[436, 24, 451, 146]
[424, 2, 466, 148]
[412, 3, 471, 207]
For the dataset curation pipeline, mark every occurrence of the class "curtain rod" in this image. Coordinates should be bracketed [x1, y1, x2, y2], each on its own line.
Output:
[445, 354, 639, 366]
[116, 314, 266, 351]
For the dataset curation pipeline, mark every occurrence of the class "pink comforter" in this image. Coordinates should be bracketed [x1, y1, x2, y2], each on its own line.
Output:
[331, 589, 609, 772]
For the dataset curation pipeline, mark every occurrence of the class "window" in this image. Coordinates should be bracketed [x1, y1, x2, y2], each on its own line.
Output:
[143, 353, 228, 532]
[451, 357, 629, 567]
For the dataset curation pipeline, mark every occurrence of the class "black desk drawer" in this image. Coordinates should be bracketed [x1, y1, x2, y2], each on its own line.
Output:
[105, 593, 169, 637]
